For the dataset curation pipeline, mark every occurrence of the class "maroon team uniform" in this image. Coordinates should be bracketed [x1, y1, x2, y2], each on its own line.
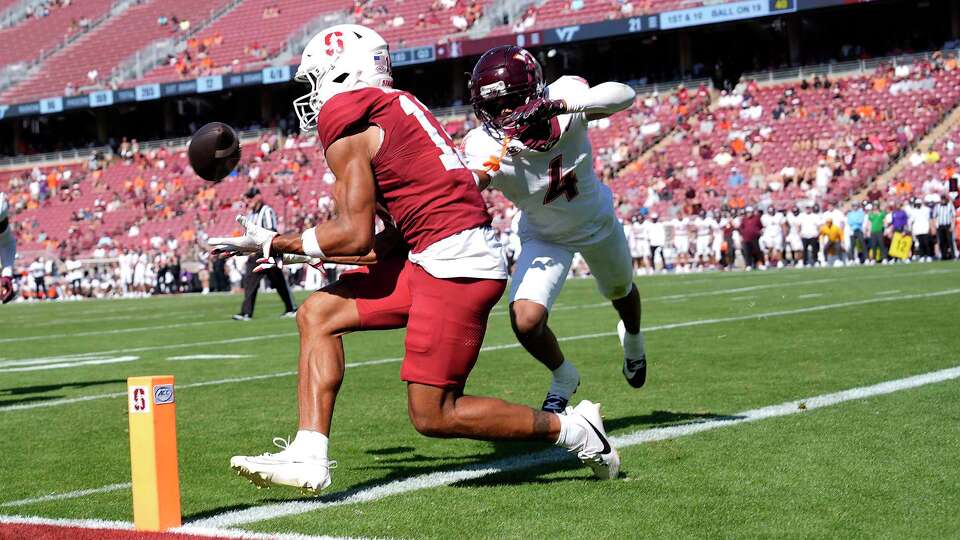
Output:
[317, 86, 506, 388]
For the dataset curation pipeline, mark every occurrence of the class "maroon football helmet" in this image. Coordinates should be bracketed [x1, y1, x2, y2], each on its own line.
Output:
[469, 46, 545, 135]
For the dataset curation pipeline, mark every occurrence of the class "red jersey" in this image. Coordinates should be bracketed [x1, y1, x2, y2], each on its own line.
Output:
[317, 87, 491, 253]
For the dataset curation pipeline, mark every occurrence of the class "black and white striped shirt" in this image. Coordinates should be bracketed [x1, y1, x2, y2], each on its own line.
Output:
[934, 203, 955, 228]
[247, 204, 278, 232]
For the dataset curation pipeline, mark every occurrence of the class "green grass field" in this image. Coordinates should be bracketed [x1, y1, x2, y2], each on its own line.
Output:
[2, 263, 959, 538]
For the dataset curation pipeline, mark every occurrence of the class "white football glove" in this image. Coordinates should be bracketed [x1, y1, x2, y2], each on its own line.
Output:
[208, 215, 278, 259]
[253, 254, 322, 273]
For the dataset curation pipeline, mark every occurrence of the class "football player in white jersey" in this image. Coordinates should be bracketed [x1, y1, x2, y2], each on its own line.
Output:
[462, 46, 646, 412]
[759, 207, 785, 268]
[0, 193, 17, 303]
[669, 214, 691, 272]
[692, 210, 717, 269]
[628, 214, 651, 274]
[784, 206, 804, 266]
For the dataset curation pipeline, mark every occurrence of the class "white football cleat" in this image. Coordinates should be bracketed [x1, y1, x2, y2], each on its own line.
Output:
[562, 400, 620, 479]
[230, 437, 335, 493]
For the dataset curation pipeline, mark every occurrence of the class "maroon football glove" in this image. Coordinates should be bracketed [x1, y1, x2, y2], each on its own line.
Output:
[503, 98, 566, 130]
[0, 276, 14, 304]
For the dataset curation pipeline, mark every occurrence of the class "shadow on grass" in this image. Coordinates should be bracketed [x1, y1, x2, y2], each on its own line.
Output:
[185, 410, 732, 521]
[0, 378, 125, 396]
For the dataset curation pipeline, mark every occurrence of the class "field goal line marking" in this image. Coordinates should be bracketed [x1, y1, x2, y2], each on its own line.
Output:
[2, 287, 958, 412]
[186, 363, 960, 528]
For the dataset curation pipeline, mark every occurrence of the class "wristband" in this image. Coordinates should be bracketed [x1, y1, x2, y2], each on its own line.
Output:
[301, 227, 325, 258]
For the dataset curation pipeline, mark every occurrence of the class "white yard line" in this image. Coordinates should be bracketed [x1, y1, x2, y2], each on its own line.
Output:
[188, 364, 960, 528]
[0, 514, 369, 539]
[0, 484, 131, 508]
[0, 356, 139, 373]
[3, 288, 958, 411]
[875, 290, 902, 296]
[0, 320, 244, 344]
[168, 354, 253, 361]
[797, 293, 823, 299]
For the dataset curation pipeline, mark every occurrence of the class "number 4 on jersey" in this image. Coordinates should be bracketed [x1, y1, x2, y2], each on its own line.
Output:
[543, 155, 579, 205]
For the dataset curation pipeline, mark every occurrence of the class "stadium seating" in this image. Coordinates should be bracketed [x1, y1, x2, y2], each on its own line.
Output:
[2, 84, 702, 257]
[0, 0, 114, 68]
[131, 0, 355, 85]
[614, 62, 960, 217]
[350, 0, 487, 48]
[887, 123, 960, 198]
[0, 0, 235, 103]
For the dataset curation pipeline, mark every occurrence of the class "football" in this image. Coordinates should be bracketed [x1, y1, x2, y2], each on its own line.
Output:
[188, 121, 241, 182]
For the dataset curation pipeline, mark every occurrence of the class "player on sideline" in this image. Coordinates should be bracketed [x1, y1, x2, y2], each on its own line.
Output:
[461, 46, 646, 413]
[0, 193, 17, 303]
[207, 25, 618, 493]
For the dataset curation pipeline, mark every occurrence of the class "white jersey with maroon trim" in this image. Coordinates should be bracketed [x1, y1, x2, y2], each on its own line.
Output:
[462, 76, 615, 248]
[0, 192, 16, 274]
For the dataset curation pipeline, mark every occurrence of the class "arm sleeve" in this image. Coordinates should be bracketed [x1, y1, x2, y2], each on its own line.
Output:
[1, 231, 17, 274]
[561, 81, 636, 118]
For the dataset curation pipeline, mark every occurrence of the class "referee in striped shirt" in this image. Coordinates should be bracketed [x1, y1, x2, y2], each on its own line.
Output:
[233, 188, 297, 320]
[934, 195, 955, 260]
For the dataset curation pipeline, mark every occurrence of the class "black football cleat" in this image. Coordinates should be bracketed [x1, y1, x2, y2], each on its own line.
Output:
[623, 356, 647, 388]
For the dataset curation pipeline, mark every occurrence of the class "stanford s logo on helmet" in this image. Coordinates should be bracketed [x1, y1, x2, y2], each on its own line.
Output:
[468, 46, 545, 137]
[293, 24, 393, 132]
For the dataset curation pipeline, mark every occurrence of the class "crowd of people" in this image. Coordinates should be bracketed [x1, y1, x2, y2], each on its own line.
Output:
[618, 196, 959, 274]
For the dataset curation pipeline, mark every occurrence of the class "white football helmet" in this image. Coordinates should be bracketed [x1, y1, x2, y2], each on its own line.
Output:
[293, 24, 393, 132]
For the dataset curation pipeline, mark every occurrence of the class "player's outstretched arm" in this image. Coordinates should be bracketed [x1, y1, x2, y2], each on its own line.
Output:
[269, 126, 381, 260]
[568, 82, 636, 122]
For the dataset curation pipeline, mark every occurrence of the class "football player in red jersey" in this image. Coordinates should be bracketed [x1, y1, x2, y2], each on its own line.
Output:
[208, 25, 619, 493]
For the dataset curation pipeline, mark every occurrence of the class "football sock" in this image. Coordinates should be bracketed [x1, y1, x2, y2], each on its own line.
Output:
[621, 324, 646, 360]
[555, 412, 585, 449]
[291, 429, 329, 460]
[549, 359, 580, 398]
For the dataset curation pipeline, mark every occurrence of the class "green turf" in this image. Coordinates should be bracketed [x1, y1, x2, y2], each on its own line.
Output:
[1, 263, 958, 538]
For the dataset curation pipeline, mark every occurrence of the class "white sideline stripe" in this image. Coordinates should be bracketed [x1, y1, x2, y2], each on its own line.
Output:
[190, 364, 960, 528]
[797, 293, 823, 299]
[875, 289, 902, 296]
[0, 514, 369, 539]
[3, 287, 958, 413]
[0, 356, 139, 373]
[20, 311, 210, 330]
[0, 483, 131, 508]
[168, 354, 254, 361]
[0, 319, 243, 344]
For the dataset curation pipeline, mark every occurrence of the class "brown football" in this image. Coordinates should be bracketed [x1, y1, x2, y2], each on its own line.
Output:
[188, 122, 241, 182]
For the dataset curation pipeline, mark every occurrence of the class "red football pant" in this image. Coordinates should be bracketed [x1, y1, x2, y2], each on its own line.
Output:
[340, 255, 505, 388]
